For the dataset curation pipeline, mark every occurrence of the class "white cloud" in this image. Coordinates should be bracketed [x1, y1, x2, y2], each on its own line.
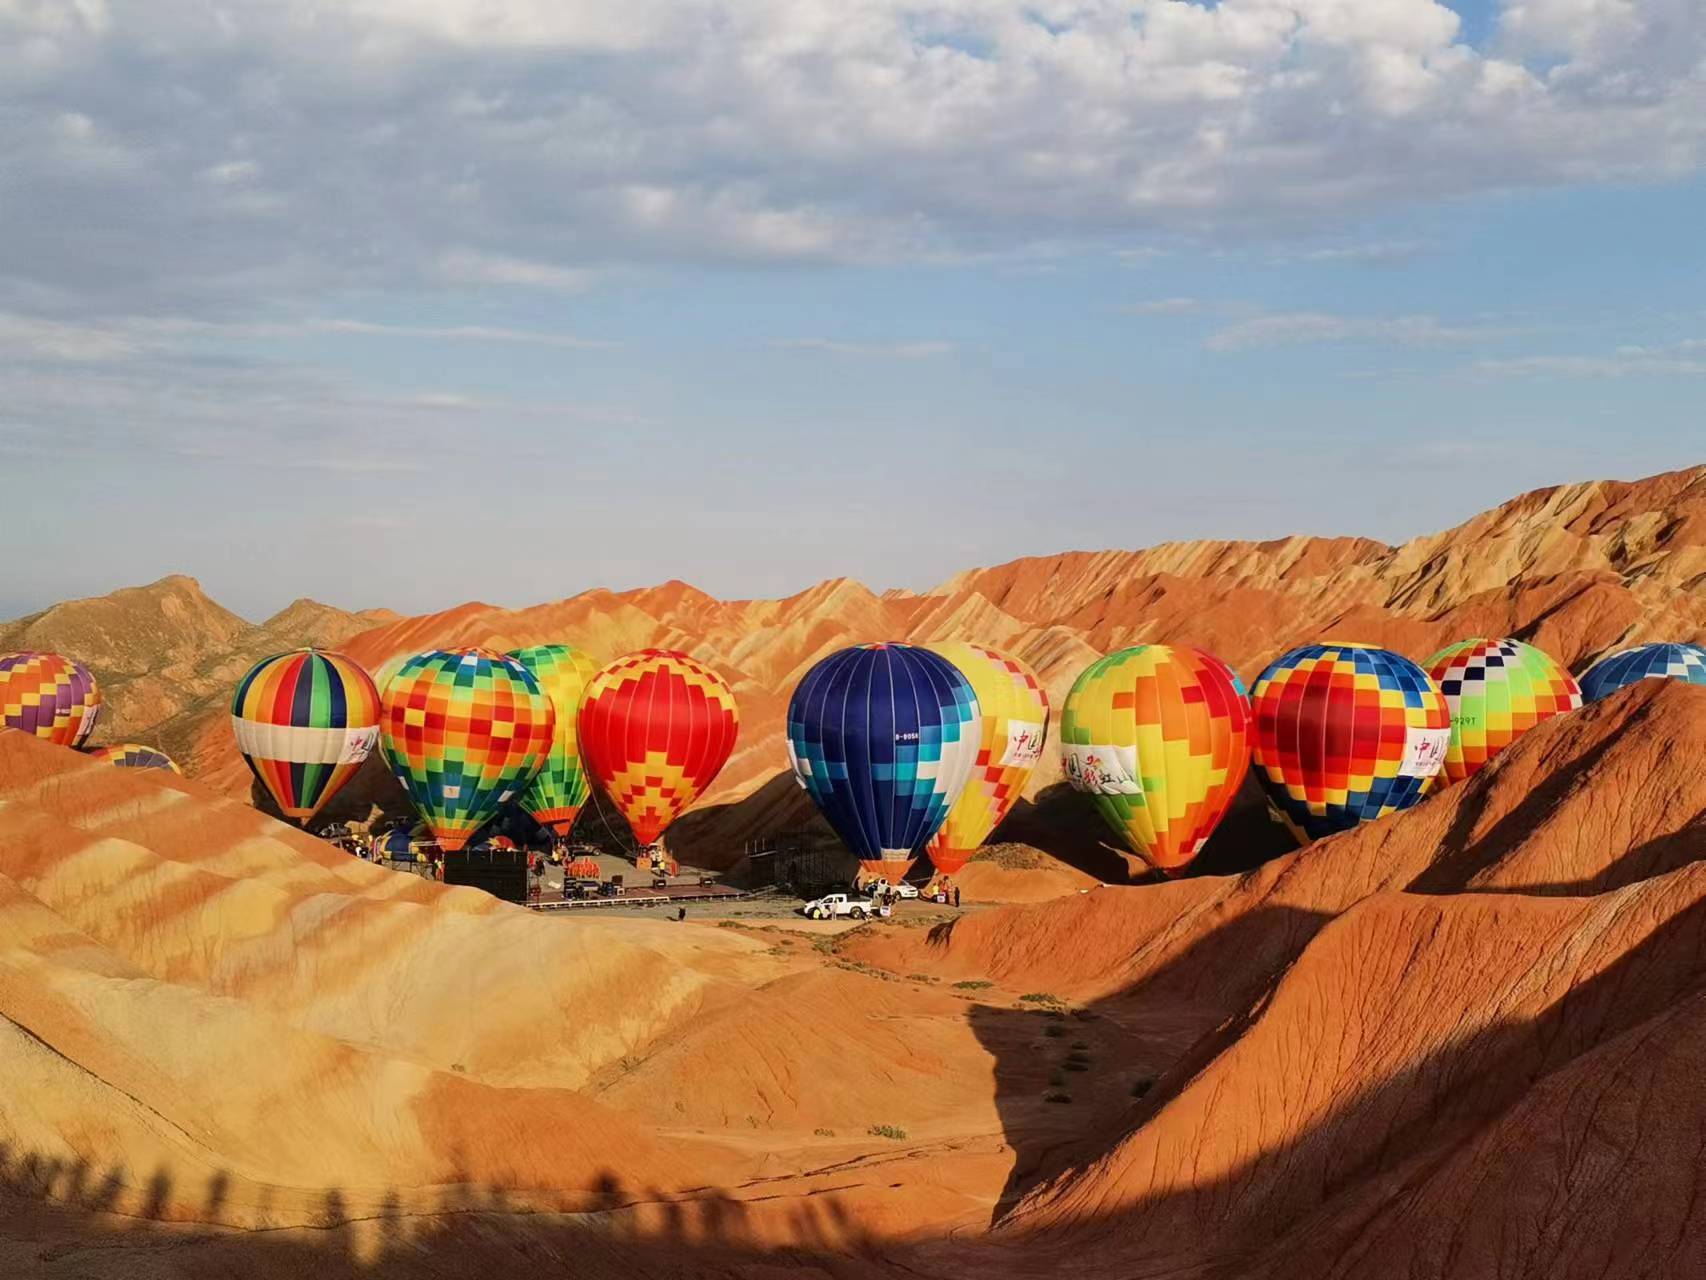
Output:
[1206, 310, 1511, 351]
[1120, 297, 1208, 316]
[0, 0, 1701, 318]
[1473, 338, 1706, 377]
[314, 318, 615, 349]
[775, 338, 956, 358]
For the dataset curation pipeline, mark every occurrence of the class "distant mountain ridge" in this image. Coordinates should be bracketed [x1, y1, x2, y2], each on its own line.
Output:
[5, 466, 1702, 858]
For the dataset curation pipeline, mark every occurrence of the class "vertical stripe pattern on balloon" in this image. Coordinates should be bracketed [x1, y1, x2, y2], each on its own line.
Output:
[232, 648, 384, 823]
[786, 643, 981, 880]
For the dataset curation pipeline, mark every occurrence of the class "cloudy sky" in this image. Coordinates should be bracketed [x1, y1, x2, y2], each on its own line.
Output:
[3, 0, 1702, 619]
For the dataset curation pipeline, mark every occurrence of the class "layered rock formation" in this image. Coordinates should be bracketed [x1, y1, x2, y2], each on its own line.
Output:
[8, 468, 1702, 872]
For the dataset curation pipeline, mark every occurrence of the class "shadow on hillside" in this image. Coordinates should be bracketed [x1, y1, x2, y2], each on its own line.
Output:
[6, 886, 1706, 1278]
[950, 880, 1706, 1273]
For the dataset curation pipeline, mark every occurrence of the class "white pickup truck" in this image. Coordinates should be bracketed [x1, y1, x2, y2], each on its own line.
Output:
[802, 893, 877, 921]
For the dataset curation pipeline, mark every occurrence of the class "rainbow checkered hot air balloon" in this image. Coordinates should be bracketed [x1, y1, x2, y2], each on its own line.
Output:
[1424, 638, 1582, 784]
[506, 644, 600, 836]
[232, 649, 383, 825]
[923, 642, 1050, 877]
[1579, 642, 1706, 702]
[787, 643, 981, 885]
[578, 649, 739, 848]
[380, 648, 556, 852]
[86, 743, 183, 774]
[1250, 642, 1450, 844]
[0, 652, 101, 748]
[1060, 645, 1251, 875]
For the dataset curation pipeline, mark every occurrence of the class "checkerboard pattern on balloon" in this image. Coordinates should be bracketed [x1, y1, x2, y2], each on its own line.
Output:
[578, 649, 739, 847]
[1250, 643, 1450, 842]
[1425, 638, 1581, 783]
[1060, 645, 1250, 873]
[924, 642, 1051, 875]
[87, 743, 183, 774]
[0, 651, 101, 748]
[381, 648, 555, 850]
[507, 644, 601, 834]
[1579, 642, 1706, 703]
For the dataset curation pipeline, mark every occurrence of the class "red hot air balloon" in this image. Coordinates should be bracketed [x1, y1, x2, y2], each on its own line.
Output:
[577, 650, 739, 848]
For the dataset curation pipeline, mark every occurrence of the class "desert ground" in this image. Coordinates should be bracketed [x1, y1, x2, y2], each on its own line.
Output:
[2, 467, 1704, 1277]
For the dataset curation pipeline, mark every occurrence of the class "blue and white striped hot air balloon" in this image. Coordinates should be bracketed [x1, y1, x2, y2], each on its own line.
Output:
[1579, 642, 1706, 702]
[786, 643, 981, 885]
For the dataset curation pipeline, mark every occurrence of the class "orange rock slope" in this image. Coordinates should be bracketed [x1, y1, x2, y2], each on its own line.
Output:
[3, 681, 1706, 1277]
[15, 466, 1701, 870]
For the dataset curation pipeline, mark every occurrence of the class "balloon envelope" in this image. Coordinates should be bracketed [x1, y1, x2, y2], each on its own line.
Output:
[786, 643, 981, 883]
[1424, 638, 1581, 783]
[1579, 642, 1706, 702]
[1060, 644, 1250, 874]
[1250, 642, 1450, 843]
[0, 651, 101, 748]
[87, 743, 182, 774]
[380, 648, 555, 851]
[232, 649, 383, 825]
[922, 642, 1049, 876]
[507, 644, 600, 835]
[577, 649, 739, 847]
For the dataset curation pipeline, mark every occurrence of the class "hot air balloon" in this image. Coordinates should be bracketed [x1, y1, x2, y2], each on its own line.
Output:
[1579, 642, 1706, 702]
[232, 649, 383, 825]
[1424, 638, 1582, 783]
[1250, 642, 1450, 843]
[786, 643, 981, 885]
[922, 642, 1050, 877]
[577, 649, 739, 849]
[379, 648, 555, 852]
[506, 644, 600, 837]
[0, 651, 101, 748]
[1060, 645, 1251, 875]
[86, 743, 183, 774]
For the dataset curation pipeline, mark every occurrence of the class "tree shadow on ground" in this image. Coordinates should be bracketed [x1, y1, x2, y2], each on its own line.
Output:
[5, 887, 1706, 1279]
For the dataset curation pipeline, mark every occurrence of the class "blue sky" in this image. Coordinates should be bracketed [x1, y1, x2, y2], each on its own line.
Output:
[2, 0, 1702, 619]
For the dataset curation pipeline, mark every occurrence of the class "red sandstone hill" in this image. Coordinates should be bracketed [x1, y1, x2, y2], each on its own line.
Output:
[1, 649, 1704, 1277]
[6, 466, 1700, 872]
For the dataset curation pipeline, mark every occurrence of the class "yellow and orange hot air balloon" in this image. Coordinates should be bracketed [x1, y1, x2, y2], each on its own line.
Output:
[1060, 645, 1251, 875]
[922, 642, 1049, 876]
[578, 649, 739, 848]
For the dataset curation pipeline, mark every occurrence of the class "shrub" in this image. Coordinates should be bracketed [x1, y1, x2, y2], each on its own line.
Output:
[1043, 1090, 1072, 1104]
[1018, 992, 1061, 1005]
[868, 1124, 908, 1141]
[814, 1128, 835, 1137]
[952, 980, 994, 990]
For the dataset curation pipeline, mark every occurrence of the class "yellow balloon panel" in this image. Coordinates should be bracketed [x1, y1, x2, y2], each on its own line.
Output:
[923, 642, 1050, 875]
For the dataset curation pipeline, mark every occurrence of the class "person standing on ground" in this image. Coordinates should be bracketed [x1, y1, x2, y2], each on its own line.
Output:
[953, 885, 961, 908]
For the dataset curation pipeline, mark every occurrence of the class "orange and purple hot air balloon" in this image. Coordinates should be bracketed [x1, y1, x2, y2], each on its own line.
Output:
[0, 651, 101, 748]
[87, 742, 183, 774]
